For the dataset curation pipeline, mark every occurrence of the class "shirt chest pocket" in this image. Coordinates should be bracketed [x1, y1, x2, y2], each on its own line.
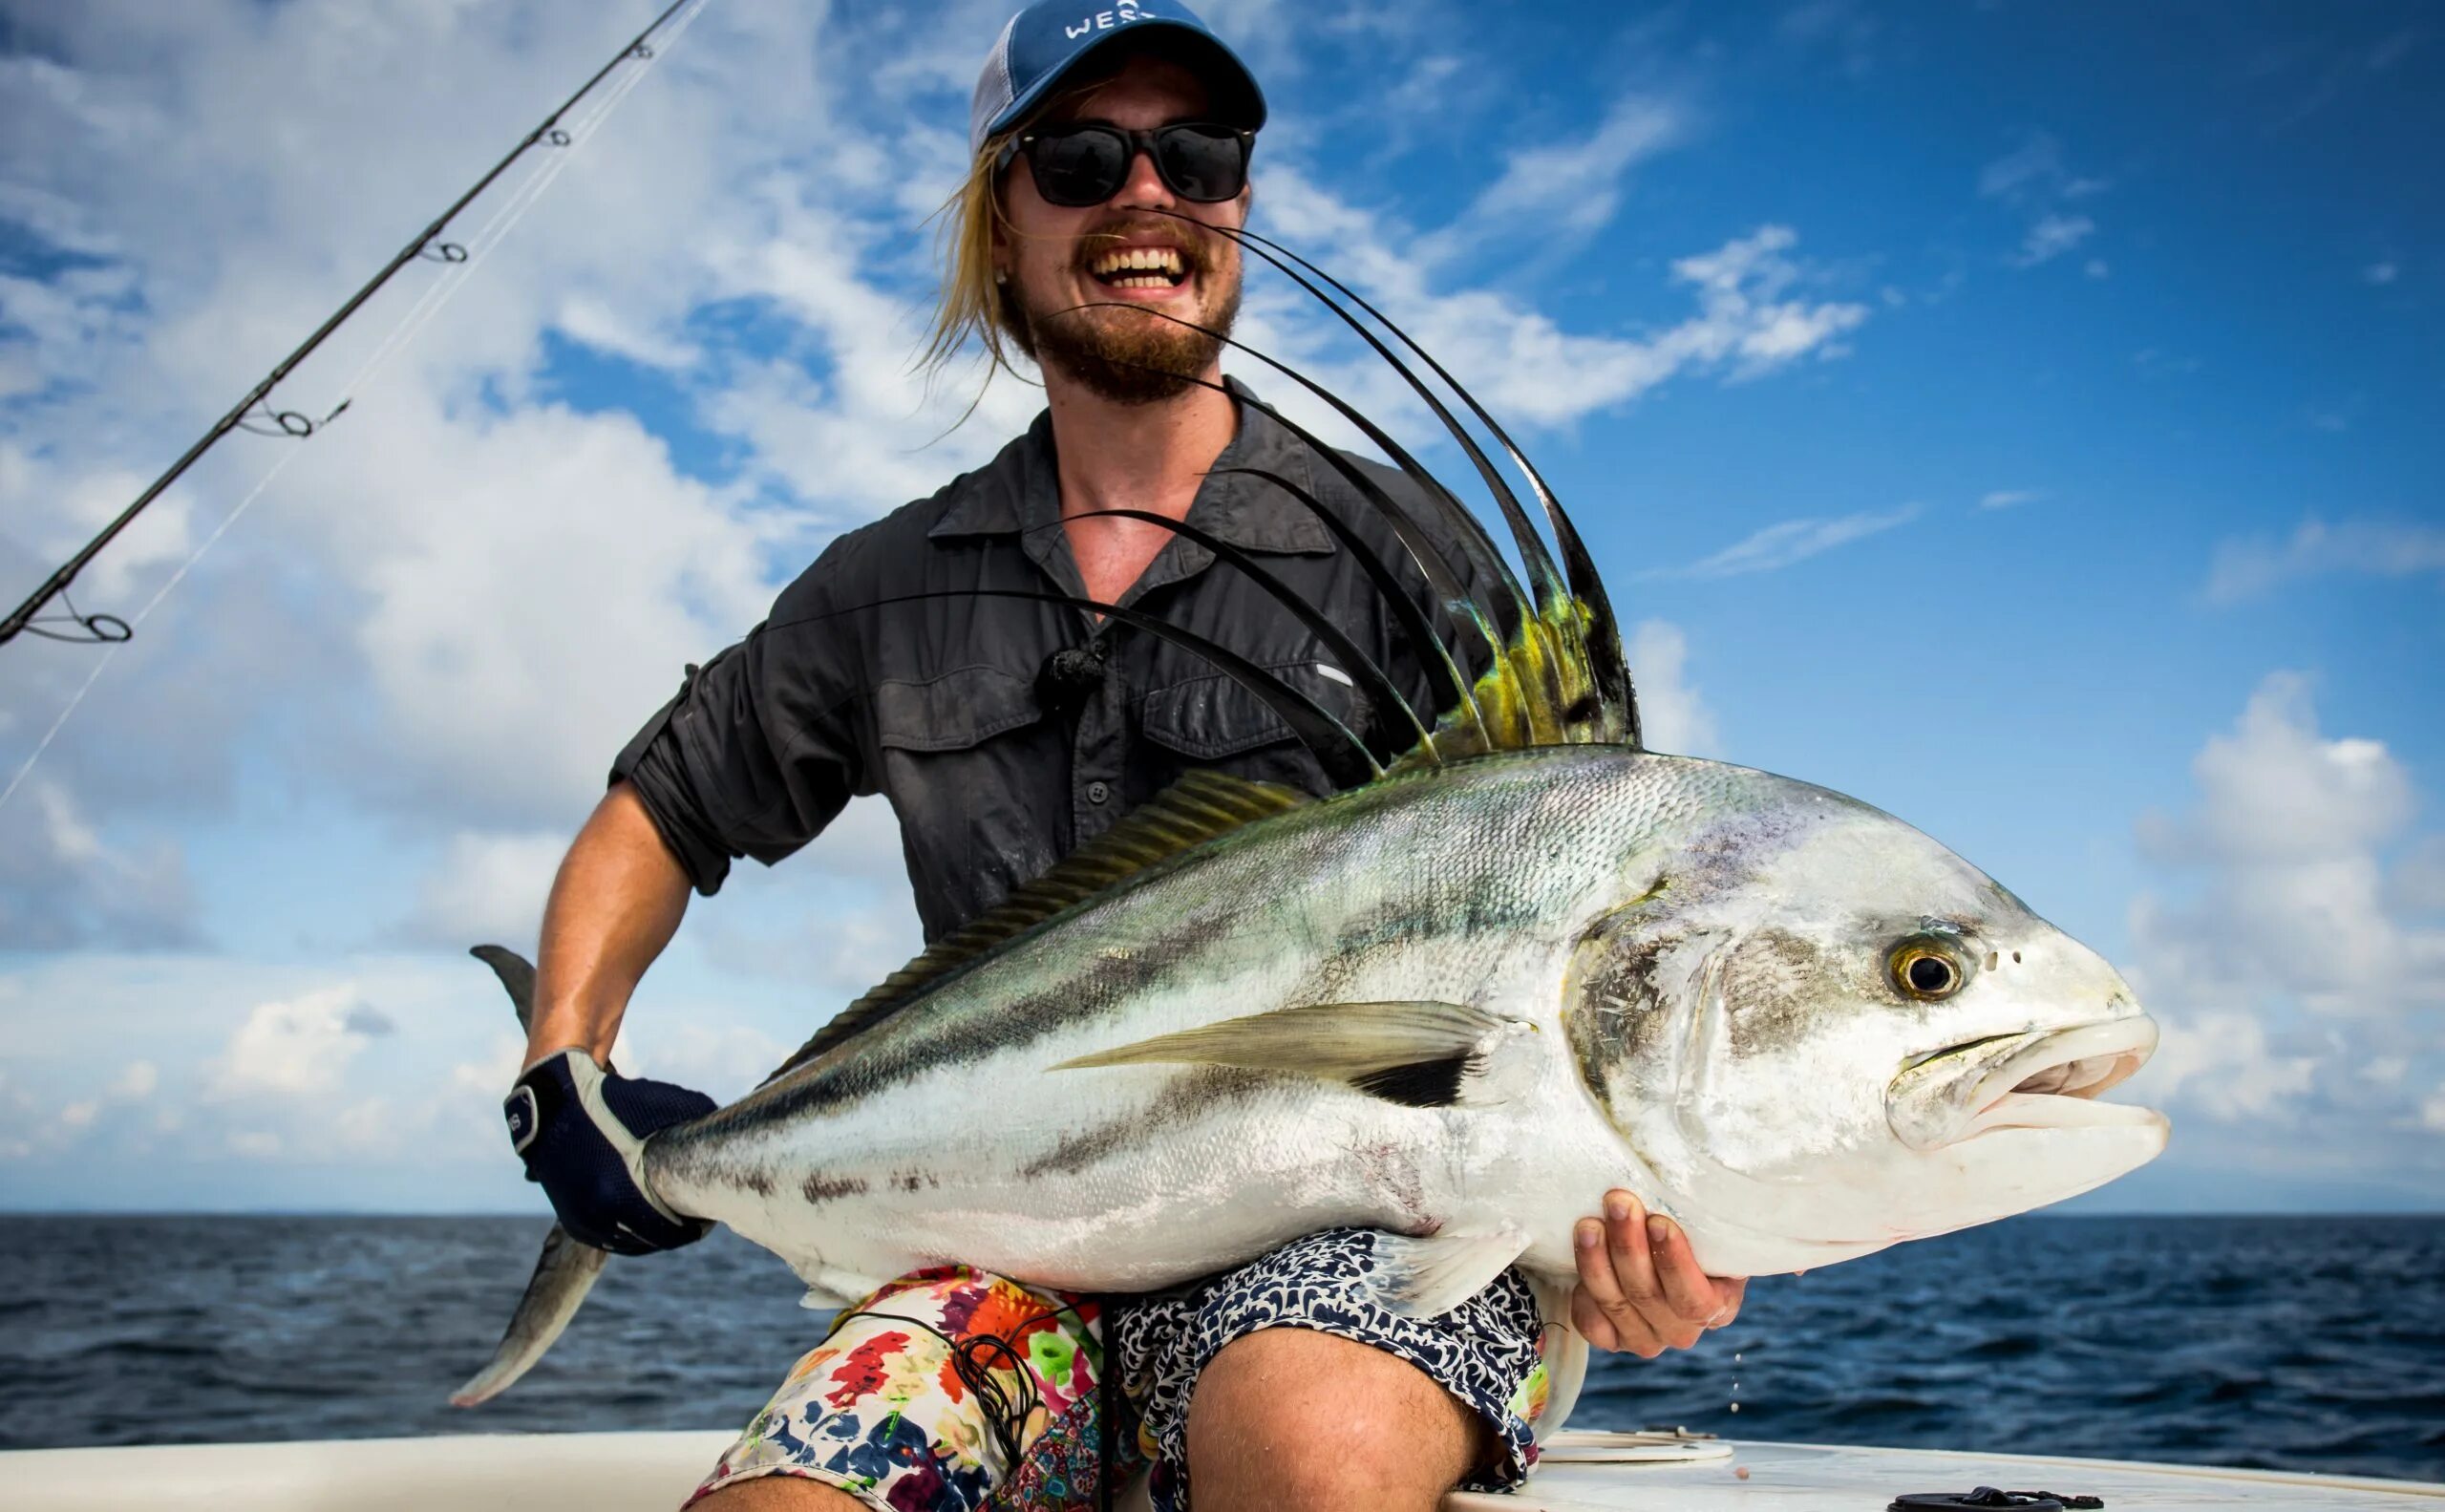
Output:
[1140, 660, 1361, 763]
[870, 665, 1055, 926]
[871, 664, 1042, 754]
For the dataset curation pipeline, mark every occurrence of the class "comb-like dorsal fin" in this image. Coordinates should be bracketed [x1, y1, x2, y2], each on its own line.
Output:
[1218, 223, 1636, 749]
[763, 770, 1312, 1081]
[1090, 234, 1638, 763]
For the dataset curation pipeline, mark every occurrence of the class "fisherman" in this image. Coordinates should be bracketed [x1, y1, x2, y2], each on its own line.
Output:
[502, 4, 1745, 1508]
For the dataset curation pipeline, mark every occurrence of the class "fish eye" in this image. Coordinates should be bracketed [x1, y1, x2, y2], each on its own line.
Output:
[1889, 940, 1965, 1001]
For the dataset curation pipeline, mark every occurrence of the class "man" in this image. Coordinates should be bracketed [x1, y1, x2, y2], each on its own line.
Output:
[505, 5, 1745, 1509]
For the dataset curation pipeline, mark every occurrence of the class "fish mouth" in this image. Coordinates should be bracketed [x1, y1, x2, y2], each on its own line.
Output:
[1887, 1016, 2160, 1150]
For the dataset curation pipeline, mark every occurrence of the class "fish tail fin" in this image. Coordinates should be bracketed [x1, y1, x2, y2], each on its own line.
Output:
[454, 945, 606, 1404]
[450, 1223, 610, 1406]
[469, 943, 538, 1034]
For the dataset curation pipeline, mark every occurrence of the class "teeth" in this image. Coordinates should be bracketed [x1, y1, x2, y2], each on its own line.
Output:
[1090, 245, 1185, 278]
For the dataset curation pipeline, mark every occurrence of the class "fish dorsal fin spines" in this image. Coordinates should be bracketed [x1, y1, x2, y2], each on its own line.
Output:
[1095, 286, 1637, 768]
[763, 770, 1313, 1082]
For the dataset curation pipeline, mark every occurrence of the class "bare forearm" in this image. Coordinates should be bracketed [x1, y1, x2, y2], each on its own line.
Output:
[524, 782, 691, 1068]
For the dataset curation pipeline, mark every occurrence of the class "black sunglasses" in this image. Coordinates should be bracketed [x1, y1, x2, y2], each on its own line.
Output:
[994, 121, 1253, 208]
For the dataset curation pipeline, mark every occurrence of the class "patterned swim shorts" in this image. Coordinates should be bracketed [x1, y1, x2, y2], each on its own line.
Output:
[690, 1229, 1551, 1512]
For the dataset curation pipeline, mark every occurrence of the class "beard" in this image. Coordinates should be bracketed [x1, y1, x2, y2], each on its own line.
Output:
[1006, 223, 1244, 406]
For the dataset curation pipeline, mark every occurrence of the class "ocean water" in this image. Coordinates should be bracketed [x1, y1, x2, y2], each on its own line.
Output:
[2, 1214, 2439, 1483]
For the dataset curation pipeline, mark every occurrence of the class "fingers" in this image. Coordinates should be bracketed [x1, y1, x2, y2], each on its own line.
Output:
[1572, 1224, 1662, 1356]
[1647, 1209, 1724, 1329]
[1571, 1191, 1750, 1357]
[1571, 1192, 1672, 1357]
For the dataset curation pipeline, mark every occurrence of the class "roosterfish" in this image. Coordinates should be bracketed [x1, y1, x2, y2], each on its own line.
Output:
[454, 224, 2167, 1423]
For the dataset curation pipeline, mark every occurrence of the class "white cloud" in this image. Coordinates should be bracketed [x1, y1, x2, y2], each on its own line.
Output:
[2424, 1086, 2445, 1135]
[2083, 258, 2110, 279]
[2125, 678, 2445, 1165]
[1247, 179, 1870, 433]
[112, 1060, 159, 1099]
[2363, 262, 2399, 286]
[0, 779, 199, 949]
[2394, 836, 2445, 916]
[1979, 488, 2043, 511]
[1624, 620, 1717, 757]
[2141, 1009, 2319, 1122]
[1979, 132, 2107, 270]
[2204, 517, 2445, 604]
[207, 984, 390, 1098]
[1669, 503, 1918, 579]
[2012, 213, 2096, 267]
[401, 830, 569, 948]
[2360, 1055, 2410, 1087]
[1979, 134, 2108, 204]
[1430, 95, 1684, 252]
[2131, 674, 2445, 1022]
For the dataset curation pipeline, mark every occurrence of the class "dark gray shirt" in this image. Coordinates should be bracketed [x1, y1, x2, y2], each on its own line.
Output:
[613, 381, 1482, 945]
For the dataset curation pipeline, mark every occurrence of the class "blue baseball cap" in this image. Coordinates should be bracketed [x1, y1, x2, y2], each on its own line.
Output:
[968, 0, 1267, 157]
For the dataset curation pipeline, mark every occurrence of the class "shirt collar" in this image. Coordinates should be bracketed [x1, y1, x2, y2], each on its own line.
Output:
[928, 377, 1332, 557]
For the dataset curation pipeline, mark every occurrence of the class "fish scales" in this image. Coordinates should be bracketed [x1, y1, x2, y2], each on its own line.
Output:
[459, 501, 2165, 1409]
[648, 748, 1653, 1296]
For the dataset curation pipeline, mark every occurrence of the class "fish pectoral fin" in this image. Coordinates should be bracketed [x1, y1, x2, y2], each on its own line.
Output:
[1523, 1272, 1589, 1439]
[799, 1265, 888, 1310]
[1362, 1225, 1532, 1319]
[1052, 1000, 1532, 1109]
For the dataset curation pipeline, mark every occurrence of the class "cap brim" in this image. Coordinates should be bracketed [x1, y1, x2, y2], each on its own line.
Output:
[985, 20, 1266, 145]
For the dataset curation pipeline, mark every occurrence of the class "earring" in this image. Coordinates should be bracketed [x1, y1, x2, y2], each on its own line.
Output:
[993, 269, 1009, 286]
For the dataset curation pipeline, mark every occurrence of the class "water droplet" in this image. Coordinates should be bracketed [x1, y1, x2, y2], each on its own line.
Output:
[1729, 1401, 1741, 1414]
[1733, 1352, 1742, 1362]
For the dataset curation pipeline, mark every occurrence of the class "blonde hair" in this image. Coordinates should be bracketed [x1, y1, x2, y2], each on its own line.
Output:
[922, 138, 1031, 386]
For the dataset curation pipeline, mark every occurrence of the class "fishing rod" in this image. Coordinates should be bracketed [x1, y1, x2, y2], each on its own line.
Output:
[0, 0, 694, 651]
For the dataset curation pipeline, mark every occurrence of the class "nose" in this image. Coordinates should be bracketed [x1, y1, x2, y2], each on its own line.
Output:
[1110, 139, 1177, 210]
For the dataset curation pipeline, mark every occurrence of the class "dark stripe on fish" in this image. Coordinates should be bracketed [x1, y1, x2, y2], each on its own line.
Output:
[1019, 1067, 1272, 1181]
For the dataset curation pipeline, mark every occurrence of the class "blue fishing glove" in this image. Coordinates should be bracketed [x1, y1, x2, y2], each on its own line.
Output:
[504, 1050, 716, 1255]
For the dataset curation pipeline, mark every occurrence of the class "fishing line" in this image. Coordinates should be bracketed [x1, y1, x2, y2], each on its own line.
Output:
[0, 0, 712, 818]
[819, 1291, 1137, 1507]
[0, 0, 703, 652]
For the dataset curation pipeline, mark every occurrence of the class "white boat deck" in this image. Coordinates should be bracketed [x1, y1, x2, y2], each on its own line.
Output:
[3, 1430, 2437, 1510]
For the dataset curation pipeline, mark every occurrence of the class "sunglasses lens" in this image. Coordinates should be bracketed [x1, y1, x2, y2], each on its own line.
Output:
[1028, 128, 1130, 207]
[1154, 125, 1246, 202]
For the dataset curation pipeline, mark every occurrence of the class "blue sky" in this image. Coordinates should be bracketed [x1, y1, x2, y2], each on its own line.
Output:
[0, 0, 2437, 1216]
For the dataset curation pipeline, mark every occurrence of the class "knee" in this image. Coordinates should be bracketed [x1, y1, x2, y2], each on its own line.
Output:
[1184, 1328, 1487, 1512]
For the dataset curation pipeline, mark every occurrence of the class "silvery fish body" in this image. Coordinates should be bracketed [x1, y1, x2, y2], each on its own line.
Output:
[452, 222, 2167, 1413]
[643, 745, 2164, 1308]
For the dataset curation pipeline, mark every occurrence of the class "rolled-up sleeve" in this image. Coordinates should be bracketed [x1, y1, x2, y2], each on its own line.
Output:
[609, 548, 867, 896]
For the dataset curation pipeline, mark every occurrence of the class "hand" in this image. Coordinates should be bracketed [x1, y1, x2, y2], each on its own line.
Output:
[505, 1049, 716, 1256]
[1570, 1188, 1747, 1357]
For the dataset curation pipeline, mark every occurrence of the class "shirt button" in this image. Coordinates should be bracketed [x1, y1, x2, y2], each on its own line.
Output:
[1086, 780, 1110, 805]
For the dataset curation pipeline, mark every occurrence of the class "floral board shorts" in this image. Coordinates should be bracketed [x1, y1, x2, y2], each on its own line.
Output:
[688, 1228, 1552, 1512]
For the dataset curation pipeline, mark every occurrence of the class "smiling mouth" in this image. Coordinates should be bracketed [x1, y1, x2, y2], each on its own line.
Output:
[1088, 245, 1189, 290]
